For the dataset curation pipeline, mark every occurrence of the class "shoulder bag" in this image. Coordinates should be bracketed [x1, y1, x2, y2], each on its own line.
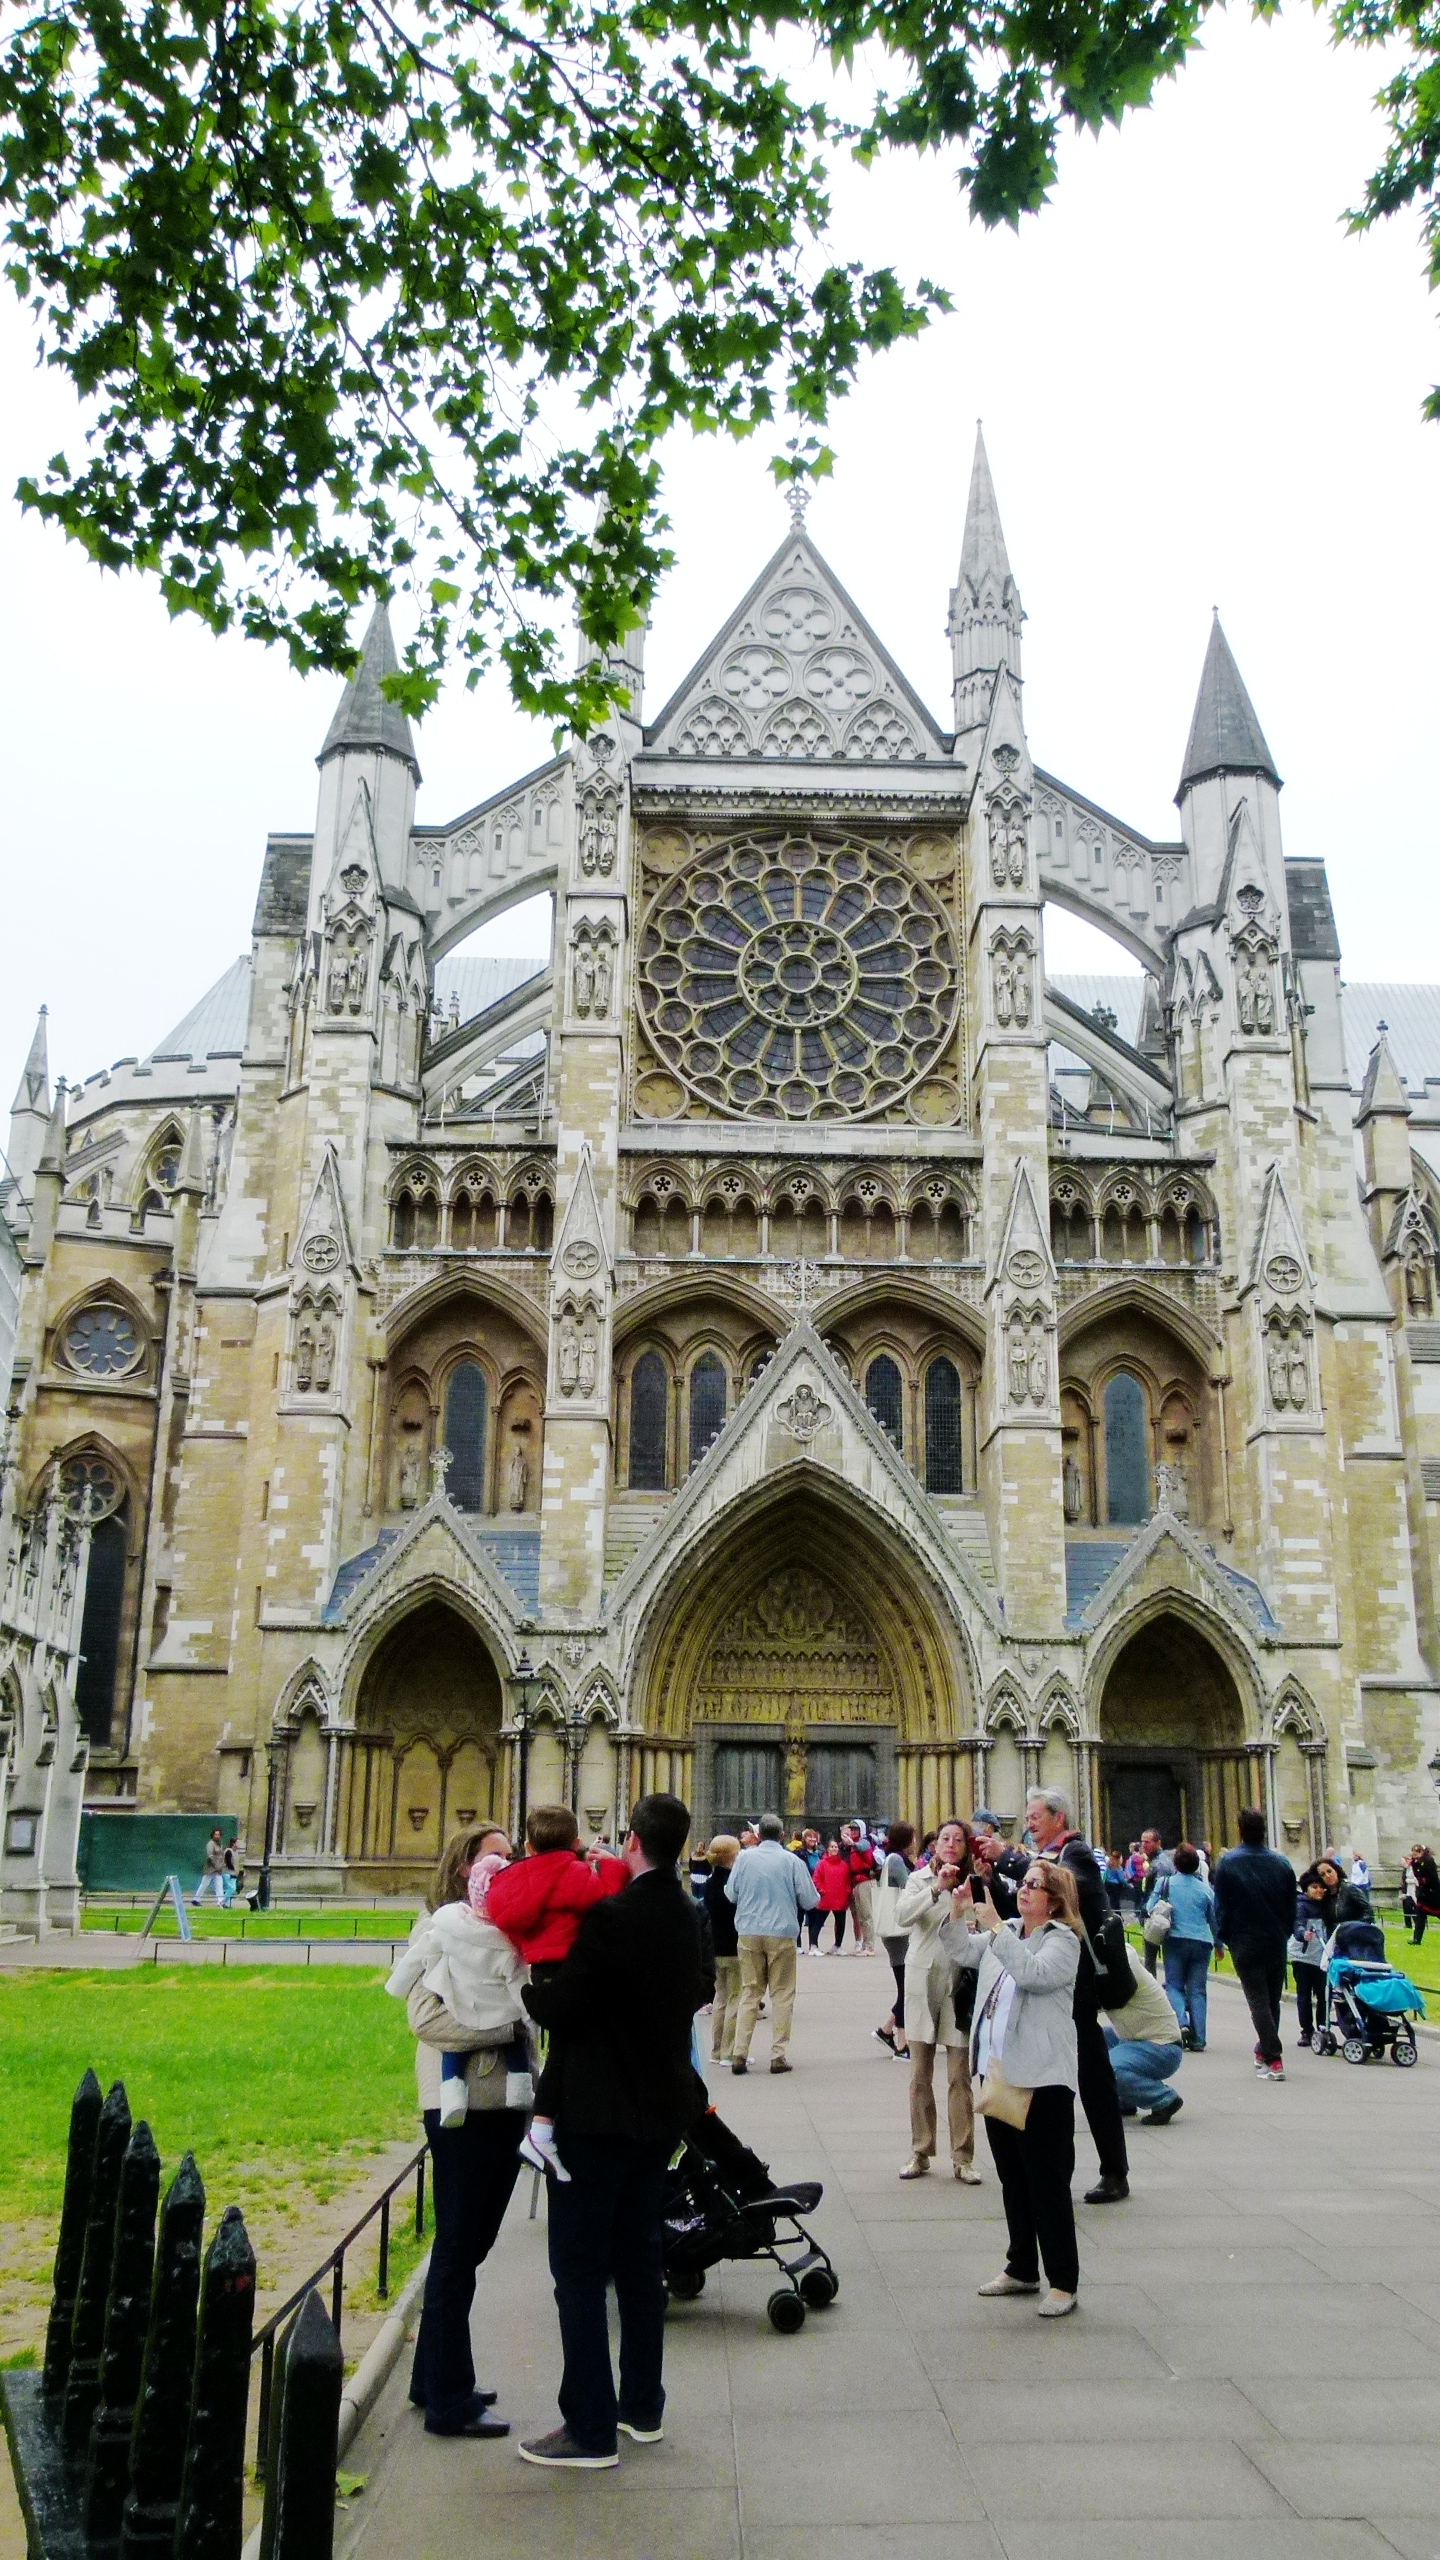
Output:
[1084, 1908, 1138, 2008]
[973, 1973, 1033, 2129]
[1142, 1879, 1173, 1946]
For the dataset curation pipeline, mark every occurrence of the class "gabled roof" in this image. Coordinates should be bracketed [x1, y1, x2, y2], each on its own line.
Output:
[1177, 616, 1280, 797]
[642, 529, 948, 765]
[319, 605, 422, 781]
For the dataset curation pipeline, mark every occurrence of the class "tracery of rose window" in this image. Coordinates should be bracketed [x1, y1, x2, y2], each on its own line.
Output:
[636, 833, 959, 1120]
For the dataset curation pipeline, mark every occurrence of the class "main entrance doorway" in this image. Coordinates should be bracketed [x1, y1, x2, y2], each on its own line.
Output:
[1097, 1614, 1249, 1851]
[636, 1489, 963, 1839]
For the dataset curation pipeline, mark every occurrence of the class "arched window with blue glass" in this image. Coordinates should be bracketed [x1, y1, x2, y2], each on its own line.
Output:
[1103, 1371, 1150, 1524]
[444, 1360, 488, 1511]
[865, 1353, 905, 1454]
[628, 1350, 669, 1489]
[688, 1352, 727, 1471]
[924, 1358, 964, 1493]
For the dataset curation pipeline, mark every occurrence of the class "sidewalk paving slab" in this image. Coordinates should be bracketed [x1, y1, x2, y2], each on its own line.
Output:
[338, 1950, 1437, 2560]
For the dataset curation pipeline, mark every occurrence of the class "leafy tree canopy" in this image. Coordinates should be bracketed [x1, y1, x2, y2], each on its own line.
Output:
[0, 0, 1433, 726]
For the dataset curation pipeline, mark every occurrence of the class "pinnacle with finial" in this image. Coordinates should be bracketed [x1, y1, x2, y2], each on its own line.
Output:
[786, 481, 810, 533]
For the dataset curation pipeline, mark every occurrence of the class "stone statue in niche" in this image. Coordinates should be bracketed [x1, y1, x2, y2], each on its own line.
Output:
[992, 944, 1032, 1029]
[399, 1438, 426, 1507]
[784, 1728, 808, 1815]
[1237, 953, 1275, 1036]
[578, 783, 619, 878]
[572, 939, 595, 1013]
[1287, 1334, 1309, 1409]
[1011, 960, 1032, 1028]
[326, 943, 351, 1013]
[1154, 1459, 1189, 1520]
[987, 792, 1028, 889]
[295, 1310, 316, 1391]
[313, 1310, 336, 1394]
[1007, 1324, 1030, 1407]
[558, 1314, 580, 1393]
[578, 1317, 599, 1395]
[592, 942, 613, 1014]
[1266, 1329, 1289, 1409]
[1062, 1451, 1084, 1522]
[1406, 1253, 1434, 1316]
[1026, 1328, 1047, 1406]
[507, 1435, 530, 1510]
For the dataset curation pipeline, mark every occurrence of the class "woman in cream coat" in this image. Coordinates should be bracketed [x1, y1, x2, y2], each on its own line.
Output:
[893, 1819, 982, 2183]
[941, 1858, 1083, 2317]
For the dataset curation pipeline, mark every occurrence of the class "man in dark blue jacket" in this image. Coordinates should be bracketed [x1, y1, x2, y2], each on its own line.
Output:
[1213, 1807, 1296, 2080]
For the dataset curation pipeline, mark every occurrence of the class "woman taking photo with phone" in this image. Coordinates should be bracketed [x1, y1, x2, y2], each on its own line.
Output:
[941, 1859, 1083, 2317]
[892, 1819, 982, 2184]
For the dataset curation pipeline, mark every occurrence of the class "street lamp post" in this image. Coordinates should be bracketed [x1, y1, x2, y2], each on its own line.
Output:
[512, 1650, 535, 1845]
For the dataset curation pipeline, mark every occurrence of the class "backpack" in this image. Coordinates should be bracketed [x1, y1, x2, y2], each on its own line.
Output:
[1085, 1907, 1138, 2008]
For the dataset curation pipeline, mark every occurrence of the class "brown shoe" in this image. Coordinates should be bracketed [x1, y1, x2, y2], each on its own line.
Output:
[769, 2056, 793, 2074]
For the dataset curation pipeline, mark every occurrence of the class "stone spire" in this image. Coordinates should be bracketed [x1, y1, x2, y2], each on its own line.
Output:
[35, 1079, 68, 1178]
[6, 1007, 51, 1197]
[949, 425, 1024, 745]
[318, 605, 421, 782]
[1177, 614, 1280, 799]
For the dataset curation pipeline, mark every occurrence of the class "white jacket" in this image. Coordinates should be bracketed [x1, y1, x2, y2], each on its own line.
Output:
[385, 1904, 528, 2039]
[894, 1868, 967, 2047]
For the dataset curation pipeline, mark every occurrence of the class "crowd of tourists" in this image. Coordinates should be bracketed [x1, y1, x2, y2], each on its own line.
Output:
[382, 1786, 1422, 2474]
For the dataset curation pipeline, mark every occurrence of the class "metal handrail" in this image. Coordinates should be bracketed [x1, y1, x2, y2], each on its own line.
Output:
[251, 2143, 428, 2480]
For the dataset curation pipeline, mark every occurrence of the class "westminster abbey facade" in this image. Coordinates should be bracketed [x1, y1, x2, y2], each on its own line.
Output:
[6, 432, 1440, 1899]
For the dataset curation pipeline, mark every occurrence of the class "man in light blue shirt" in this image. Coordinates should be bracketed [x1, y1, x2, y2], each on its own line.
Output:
[725, 1814, 818, 2075]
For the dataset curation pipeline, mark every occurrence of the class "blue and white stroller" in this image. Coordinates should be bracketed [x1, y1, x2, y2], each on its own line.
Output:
[1315, 1950, 1425, 2066]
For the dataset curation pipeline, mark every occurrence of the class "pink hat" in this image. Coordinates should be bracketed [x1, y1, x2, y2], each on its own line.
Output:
[467, 1851, 507, 1917]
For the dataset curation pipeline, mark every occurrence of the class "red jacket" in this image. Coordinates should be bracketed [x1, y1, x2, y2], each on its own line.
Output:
[814, 1852, 853, 1913]
[486, 1849, 628, 1964]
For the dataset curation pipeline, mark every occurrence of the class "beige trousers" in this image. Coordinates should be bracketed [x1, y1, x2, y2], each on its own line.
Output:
[734, 1935, 798, 2062]
[850, 1879, 876, 1952]
[908, 2040, 975, 2166]
[711, 1954, 743, 2058]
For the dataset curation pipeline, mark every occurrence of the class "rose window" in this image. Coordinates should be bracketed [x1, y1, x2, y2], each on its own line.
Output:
[62, 1303, 142, 1377]
[60, 1454, 124, 1519]
[636, 831, 959, 1120]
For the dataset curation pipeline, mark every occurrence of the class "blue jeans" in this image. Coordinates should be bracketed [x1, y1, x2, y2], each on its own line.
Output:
[1103, 2026, 1182, 2111]
[546, 2133, 670, 2453]
[1163, 1936, 1211, 2048]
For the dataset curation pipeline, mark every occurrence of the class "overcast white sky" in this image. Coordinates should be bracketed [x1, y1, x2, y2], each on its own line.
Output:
[2, 4, 1437, 1121]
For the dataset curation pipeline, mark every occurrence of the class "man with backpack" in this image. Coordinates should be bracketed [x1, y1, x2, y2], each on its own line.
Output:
[1024, 1790, 1131, 2204]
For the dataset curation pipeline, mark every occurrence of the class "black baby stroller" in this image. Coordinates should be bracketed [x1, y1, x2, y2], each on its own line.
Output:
[662, 2109, 839, 2332]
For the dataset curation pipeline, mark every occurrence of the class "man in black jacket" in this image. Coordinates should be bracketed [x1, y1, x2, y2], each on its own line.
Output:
[1213, 1806, 1296, 2080]
[520, 1792, 711, 2469]
[1026, 1790, 1130, 2205]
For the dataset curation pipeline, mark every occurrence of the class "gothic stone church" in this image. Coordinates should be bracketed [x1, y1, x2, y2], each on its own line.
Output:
[8, 432, 1440, 1890]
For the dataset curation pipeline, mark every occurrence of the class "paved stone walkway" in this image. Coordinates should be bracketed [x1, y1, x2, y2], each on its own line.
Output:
[338, 1952, 1440, 2560]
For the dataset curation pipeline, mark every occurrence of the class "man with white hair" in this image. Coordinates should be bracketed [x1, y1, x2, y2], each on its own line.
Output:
[1026, 1789, 1130, 2204]
[725, 1813, 818, 2075]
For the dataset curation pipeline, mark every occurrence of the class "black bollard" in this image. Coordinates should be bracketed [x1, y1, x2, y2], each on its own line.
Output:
[62, 2078, 132, 2452]
[82, 2120, 161, 2552]
[172, 2205, 256, 2560]
[42, 2066, 103, 2402]
[257, 2291, 343, 2560]
[118, 2152, 205, 2560]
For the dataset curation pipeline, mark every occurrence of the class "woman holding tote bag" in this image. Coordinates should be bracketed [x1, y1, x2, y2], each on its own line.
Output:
[940, 1859, 1082, 2317]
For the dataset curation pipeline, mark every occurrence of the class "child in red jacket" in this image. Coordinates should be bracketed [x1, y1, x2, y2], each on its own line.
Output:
[486, 1802, 627, 2178]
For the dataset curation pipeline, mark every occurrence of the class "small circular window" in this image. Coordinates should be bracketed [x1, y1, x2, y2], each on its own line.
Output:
[60, 1454, 124, 1519]
[63, 1304, 141, 1378]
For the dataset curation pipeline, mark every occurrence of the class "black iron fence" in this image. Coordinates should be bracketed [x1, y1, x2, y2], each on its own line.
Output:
[1, 2069, 369, 2560]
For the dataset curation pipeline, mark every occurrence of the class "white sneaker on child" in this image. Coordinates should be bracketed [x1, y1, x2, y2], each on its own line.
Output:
[438, 2072, 469, 2129]
[519, 2126, 572, 2183]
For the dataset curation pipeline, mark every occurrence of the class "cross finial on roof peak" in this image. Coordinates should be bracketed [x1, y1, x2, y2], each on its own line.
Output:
[786, 480, 810, 534]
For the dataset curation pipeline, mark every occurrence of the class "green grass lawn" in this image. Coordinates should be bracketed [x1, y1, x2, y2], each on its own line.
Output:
[80, 1906, 419, 1939]
[0, 1968, 417, 2352]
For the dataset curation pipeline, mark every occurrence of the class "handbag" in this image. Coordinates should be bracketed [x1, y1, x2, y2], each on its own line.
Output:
[972, 1974, 1034, 2128]
[1142, 1881, 1173, 1946]
[1084, 1908, 1138, 2008]
[406, 1982, 526, 2051]
[976, 2063, 1033, 2130]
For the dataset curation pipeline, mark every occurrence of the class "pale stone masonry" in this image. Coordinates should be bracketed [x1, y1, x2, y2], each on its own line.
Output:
[6, 432, 1440, 1892]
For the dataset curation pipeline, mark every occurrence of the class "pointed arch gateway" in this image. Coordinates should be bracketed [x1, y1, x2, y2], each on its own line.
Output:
[1095, 1608, 1262, 1855]
[340, 1595, 506, 1884]
[631, 1483, 974, 1840]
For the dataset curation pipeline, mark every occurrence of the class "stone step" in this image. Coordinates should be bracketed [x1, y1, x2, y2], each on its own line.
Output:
[603, 1495, 673, 1583]
[932, 1497, 998, 1588]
